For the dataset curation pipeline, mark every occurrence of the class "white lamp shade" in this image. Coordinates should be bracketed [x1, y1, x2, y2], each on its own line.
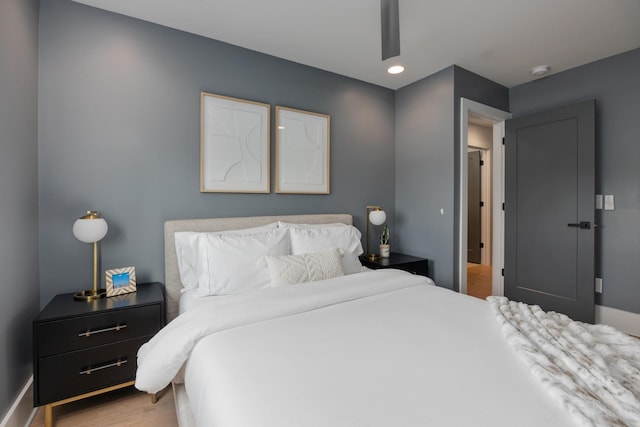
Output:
[369, 209, 387, 226]
[73, 217, 108, 243]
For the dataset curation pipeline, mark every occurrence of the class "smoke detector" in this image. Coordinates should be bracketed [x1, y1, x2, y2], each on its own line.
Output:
[531, 65, 550, 77]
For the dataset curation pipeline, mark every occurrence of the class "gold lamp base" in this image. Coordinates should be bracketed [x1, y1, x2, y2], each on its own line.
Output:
[74, 289, 106, 301]
[365, 253, 381, 261]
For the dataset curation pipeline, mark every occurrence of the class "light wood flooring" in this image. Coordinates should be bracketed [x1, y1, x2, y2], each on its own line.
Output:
[30, 386, 178, 427]
[467, 263, 492, 300]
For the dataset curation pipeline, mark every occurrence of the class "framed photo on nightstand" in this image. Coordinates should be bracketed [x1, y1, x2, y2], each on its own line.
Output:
[106, 266, 136, 297]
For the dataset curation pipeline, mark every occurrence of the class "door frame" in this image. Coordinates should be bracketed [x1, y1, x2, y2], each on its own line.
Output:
[459, 98, 511, 296]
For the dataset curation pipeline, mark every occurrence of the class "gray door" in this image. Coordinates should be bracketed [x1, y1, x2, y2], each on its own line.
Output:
[504, 100, 595, 323]
[467, 151, 482, 264]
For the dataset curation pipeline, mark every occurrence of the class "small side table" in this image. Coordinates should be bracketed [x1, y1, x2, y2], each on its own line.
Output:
[360, 252, 429, 277]
[33, 282, 165, 427]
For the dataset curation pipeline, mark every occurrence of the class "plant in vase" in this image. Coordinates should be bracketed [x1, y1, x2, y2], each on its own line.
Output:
[379, 224, 390, 258]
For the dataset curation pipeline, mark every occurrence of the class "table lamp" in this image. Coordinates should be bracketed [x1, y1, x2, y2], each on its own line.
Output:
[366, 205, 387, 260]
[72, 211, 108, 301]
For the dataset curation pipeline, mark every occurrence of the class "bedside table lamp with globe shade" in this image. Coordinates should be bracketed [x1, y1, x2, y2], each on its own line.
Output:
[72, 211, 108, 301]
[366, 205, 387, 260]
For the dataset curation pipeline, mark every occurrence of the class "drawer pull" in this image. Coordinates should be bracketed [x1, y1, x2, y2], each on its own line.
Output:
[80, 357, 128, 375]
[78, 323, 127, 337]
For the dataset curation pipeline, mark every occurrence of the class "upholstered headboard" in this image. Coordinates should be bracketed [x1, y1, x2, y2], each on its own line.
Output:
[164, 214, 353, 322]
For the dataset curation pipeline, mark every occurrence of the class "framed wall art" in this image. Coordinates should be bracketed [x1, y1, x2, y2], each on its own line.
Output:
[105, 266, 137, 297]
[275, 106, 330, 194]
[201, 92, 270, 193]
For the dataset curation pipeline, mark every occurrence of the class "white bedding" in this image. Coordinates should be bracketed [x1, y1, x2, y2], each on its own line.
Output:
[138, 269, 575, 427]
[179, 289, 212, 314]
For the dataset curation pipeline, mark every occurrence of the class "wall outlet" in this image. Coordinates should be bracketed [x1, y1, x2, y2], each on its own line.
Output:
[595, 194, 603, 209]
[595, 277, 603, 293]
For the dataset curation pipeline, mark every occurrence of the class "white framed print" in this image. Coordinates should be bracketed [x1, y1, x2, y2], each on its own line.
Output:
[201, 92, 270, 193]
[275, 106, 330, 194]
[105, 266, 136, 297]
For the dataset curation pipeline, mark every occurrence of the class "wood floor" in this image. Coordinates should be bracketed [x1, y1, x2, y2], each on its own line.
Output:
[467, 263, 492, 300]
[30, 386, 178, 427]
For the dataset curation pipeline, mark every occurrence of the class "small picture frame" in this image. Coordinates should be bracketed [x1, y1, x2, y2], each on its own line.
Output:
[105, 266, 137, 297]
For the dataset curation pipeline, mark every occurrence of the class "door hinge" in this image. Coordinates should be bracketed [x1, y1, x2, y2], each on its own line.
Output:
[480, 242, 484, 249]
[502, 203, 505, 210]
[480, 160, 485, 166]
[502, 137, 505, 145]
[480, 201, 484, 207]
[501, 268, 504, 277]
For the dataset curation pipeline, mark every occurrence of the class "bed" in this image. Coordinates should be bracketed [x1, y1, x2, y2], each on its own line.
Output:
[136, 214, 640, 427]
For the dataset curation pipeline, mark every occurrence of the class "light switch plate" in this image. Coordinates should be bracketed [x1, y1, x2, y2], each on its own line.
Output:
[595, 194, 603, 209]
[595, 278, 603, 293]
[604, 195, 615, 210]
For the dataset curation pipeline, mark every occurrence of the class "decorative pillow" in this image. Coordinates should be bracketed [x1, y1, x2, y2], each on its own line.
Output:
[174, 223, 280, 294]
[263, 248, 344, 287]
[283, 223, 364, 274]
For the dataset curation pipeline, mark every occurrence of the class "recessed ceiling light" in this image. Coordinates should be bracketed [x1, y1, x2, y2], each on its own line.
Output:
[387, 65, 405, 75]
[531, 65, 550, 76]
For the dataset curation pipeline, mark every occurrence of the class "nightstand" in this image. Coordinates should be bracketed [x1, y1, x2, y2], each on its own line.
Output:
[360, 252, 429, 277]
[33, 282, 165, 427]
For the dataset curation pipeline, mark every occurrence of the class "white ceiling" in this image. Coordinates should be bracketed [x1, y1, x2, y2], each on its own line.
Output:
[71, 0, 640, 90]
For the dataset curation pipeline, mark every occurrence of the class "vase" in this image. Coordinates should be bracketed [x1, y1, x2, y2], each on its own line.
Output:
[379, 244, 390, 258]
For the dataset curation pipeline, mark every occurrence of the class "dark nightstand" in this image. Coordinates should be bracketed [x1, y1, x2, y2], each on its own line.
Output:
[33, 282, 165, 427]
[360, 252, 429, 277]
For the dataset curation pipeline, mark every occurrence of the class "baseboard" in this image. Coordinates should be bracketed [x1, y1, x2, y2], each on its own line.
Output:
[596, 304, 640, 337]
[0, 376, 36, 427]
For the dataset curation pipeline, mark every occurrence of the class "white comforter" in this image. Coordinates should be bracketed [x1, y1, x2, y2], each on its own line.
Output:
[136, 269, 429, 393]
[137, 269, 577, 427]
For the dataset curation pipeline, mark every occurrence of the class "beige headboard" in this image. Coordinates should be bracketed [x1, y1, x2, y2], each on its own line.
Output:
[164, 214, 353, 322]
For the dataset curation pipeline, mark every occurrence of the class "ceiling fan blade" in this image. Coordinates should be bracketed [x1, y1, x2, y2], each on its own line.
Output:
[381, 0, 400, 61]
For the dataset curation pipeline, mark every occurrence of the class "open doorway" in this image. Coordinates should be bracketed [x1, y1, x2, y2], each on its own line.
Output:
[459, 98, 511, 298]
[467, 123, 492, 299]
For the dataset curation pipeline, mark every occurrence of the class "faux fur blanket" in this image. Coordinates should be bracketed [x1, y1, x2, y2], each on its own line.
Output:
[487, 296, 640, 427]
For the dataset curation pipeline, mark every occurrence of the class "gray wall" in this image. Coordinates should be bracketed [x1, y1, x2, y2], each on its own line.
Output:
[0, 0, 40, 419]
[395, 66, 508, 289]
[395, 67, 455, 287]
[38, 0, 396, 305]
[510, 48, 640, 314]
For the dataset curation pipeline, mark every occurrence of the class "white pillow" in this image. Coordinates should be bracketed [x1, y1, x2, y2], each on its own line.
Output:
[193, 227, 290, 296]
[263, 248, 344, 287]
[277, 221, 352, 230]
[174, 223, 278, 292]
[283, 223, 364, 274]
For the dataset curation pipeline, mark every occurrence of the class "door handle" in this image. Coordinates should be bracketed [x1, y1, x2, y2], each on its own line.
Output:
[567, 221, 591, 229]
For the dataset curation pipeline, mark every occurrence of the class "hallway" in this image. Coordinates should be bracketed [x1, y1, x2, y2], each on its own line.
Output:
[467, 263, 492, 300]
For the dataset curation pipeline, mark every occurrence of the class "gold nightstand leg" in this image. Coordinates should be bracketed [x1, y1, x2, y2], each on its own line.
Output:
[44, 404, 53, 427]
[151, 393, 158, 404]
[41, 381, 136, 427]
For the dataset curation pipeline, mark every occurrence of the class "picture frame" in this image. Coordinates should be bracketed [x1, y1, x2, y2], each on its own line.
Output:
[275, 106, 330, 194]
[200, 92, 270, 193]
[105, 266, 137, 297]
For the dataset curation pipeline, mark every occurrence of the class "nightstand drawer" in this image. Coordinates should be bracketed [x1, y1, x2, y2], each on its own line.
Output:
[37, 305, 162, 357]
[36, 335, 150, 405]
